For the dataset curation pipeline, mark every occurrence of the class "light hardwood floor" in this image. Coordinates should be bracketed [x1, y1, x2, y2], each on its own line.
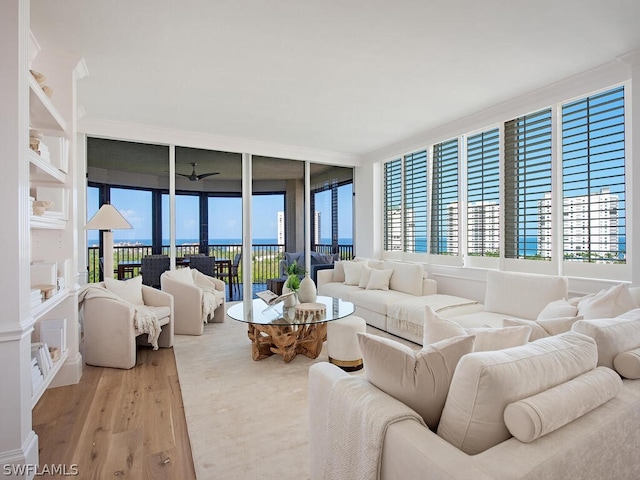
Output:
[32, 346, 196, 480]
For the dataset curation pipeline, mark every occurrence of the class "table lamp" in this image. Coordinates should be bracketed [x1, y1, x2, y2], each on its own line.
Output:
[85, 203, 133, 279]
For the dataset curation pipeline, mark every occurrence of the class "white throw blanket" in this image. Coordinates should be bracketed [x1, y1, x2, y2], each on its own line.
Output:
[192, 269, 223, 324]
[322, 376, 426, 480]
[78, 285, 162, 349]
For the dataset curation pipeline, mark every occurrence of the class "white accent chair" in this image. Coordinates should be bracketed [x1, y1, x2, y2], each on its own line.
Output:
[82, 282, 174, 369]
[161, 267, 226, 335]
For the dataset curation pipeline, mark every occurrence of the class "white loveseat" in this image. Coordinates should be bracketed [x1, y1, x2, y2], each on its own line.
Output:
[310, 312, 640, 479]
[318, 262, 569, 344]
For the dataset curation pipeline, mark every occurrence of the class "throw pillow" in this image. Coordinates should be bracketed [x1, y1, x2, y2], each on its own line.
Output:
[358, 332, 475, 430]
[366, 268, 393, 291]
[104, 276, 144, 305]
[332, 261, 346, 283]
[537, 299, 578, 320]
[437, 332, 598, 455]
[424, 307, 531, 352]
[536, 315, 583, 335]
[343, 261, 363, 286]
[613, 347, 640, 379]
[171, 266, 195, 285]
[383, 261, 423, 296]
[358, 265, 372, 288]
[577, 284, 637, 319]
[572, 307, 640, 369]
[503, 318, 548, 341]
[503, 366, 622, 443]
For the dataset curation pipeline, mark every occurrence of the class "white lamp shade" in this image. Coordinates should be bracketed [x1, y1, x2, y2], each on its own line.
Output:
[85, 204, 132, 230]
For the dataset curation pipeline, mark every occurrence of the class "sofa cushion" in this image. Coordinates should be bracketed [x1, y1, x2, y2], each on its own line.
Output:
[452, 311, 527, 329]
[503, 318, 549, 341]
[503, 366, 622, 443]
[614, 347, 640, 379]
[343, 261, 363, 286]
[350, 289, 415, 316]
[104, 276, 144, 305]
[318, 282, 362, 300]
[358, 265, 372, 288]
[436, 331, 598, 454]
[366, 268, 393, 291]
[572, 308, 640, 369]
[424, 307, 531, 352]
[383, 261, 424, 297]
[145, 305, 172, 324]
[170, 266, 195, 285]
[358, 333, 475, 430]
[537, 299, 578, 320]
[576, 284, 637, 320]
[483, 270, 568, 320]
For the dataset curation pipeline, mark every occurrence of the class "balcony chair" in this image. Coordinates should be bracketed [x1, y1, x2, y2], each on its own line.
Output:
[160, 267, 226, 335]
[79, 277, 174, 369]
[230, 253, 241, 297]
[187, 254, 216, 277]
[141, 254, 170, 288]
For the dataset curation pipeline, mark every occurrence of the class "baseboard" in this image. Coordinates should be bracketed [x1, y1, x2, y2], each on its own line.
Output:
[49, 352, 83, 388]
[0, 430, 38, 479]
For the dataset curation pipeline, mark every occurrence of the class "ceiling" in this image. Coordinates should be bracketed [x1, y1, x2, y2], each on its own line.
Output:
[31, 0, 640, 157]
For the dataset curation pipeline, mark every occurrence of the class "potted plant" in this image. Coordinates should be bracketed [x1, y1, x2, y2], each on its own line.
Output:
[282, 260, 305, 307]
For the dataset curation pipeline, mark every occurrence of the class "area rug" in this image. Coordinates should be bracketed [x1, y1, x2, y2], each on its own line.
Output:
[174, 304, 420, 479]
[173, 304, 332, 480]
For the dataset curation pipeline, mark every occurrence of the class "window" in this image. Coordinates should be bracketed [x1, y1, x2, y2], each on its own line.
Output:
[430, 139, 458, 255]
[384, 159, 402, 251]
[467, 129, 500, 257]
[562, 86, 625, 264]
[504, 109, 552, 260]
[111, 187, 152, 245]
[403, 150, 428, 252]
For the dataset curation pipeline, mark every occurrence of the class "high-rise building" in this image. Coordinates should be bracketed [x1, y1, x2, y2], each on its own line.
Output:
[277, 211, 285, 245]
[538, 188, 619, 261]
[466, 201, 500, 255]
[314, 211, 321, 245]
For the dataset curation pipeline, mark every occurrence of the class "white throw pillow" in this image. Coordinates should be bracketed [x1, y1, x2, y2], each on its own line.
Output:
[358, 332, 475, 430]
[342, 261, 363, 286]
[171, 266, 195, 285]
[437, 332, 598, 455]
[358, 265, 372, 288]
[536, 315, 583, 335]
[424, 307, 531, 352]
[366, 268, 393, 291]
[537, 299, 578, 320]
[104, 276, 144, 305]
[572, 308, 640, 369]
[577, 284, 637, 319]
[383, 261, 423, 296]
[503, 318, 548, 341]
[331, 261, 346, 283]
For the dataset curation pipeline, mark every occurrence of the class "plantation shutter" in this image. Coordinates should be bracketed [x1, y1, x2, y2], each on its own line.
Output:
[430, 139, 459, 255]
[403, 150, 428, 252]
[467, 128, 500, 256]
[504, 109, 552, 260]
[562, 86, 625, 263]
[384, 159, 402, 251]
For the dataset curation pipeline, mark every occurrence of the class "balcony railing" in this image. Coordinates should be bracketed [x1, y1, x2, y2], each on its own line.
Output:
[87, 243, 354, 285]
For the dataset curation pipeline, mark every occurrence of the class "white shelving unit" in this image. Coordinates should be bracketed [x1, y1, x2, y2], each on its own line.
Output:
[27, 30, 85, 405]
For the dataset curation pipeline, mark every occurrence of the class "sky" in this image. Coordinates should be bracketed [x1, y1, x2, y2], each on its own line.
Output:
[87, 184, 353, 244]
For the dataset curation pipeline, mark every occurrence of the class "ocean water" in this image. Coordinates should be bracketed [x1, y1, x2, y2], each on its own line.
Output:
[112, 237, 354, 246]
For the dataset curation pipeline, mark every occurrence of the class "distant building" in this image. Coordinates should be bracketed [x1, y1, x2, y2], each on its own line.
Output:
[314, 211, 321, 245]
[386, 208, 403, 251]
[538, 188, 619, 260]
[277, 211, 284, 245]
[466, 201, 500, 255]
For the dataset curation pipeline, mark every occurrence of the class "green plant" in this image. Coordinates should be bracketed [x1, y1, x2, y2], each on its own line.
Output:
[284, 260, 305, 277]
[285, 273, 301, 291]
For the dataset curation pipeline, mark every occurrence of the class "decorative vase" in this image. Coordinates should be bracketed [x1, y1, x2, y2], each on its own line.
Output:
[281, 280, 298, 307]
[298, 272, 317, 303]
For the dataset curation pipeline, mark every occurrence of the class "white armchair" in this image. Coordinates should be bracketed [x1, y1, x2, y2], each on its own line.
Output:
[161, 267, 226, 335]
[80, 280, 174, 369]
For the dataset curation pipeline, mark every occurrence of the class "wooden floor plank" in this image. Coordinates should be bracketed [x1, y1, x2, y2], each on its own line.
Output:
[32, 346, 196, 480]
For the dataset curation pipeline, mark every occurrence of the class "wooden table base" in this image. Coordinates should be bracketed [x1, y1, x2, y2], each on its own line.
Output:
[247, 323, 327, 362]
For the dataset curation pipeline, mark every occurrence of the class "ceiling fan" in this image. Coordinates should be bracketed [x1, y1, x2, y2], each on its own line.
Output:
[176, 162, 220, 181]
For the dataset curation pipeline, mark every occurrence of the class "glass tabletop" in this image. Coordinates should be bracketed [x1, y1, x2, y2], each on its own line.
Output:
[227, 295, 355, 326]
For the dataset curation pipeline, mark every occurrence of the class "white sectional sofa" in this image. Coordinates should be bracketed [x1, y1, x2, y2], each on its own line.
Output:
[310, 296, 640, 480]
[317, 260, 569, 344]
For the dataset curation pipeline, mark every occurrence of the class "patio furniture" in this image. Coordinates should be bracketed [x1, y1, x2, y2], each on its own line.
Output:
[187, 255, 216, 277]
[141, 254, 170, 288]
[230, 253, 241, 297]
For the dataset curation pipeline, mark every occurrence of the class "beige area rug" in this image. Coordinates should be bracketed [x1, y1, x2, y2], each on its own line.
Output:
[173, 303, 419, 480]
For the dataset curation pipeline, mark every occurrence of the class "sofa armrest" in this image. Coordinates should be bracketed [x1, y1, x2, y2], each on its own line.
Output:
[422, 278, 437, 296]
[311, 263, 334, 284]
[161, 275, 204, 335]
[316, 268, 334, 290]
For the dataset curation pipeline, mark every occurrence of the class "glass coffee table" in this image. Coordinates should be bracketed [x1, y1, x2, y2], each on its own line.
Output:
[227, 295, 355, 362]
